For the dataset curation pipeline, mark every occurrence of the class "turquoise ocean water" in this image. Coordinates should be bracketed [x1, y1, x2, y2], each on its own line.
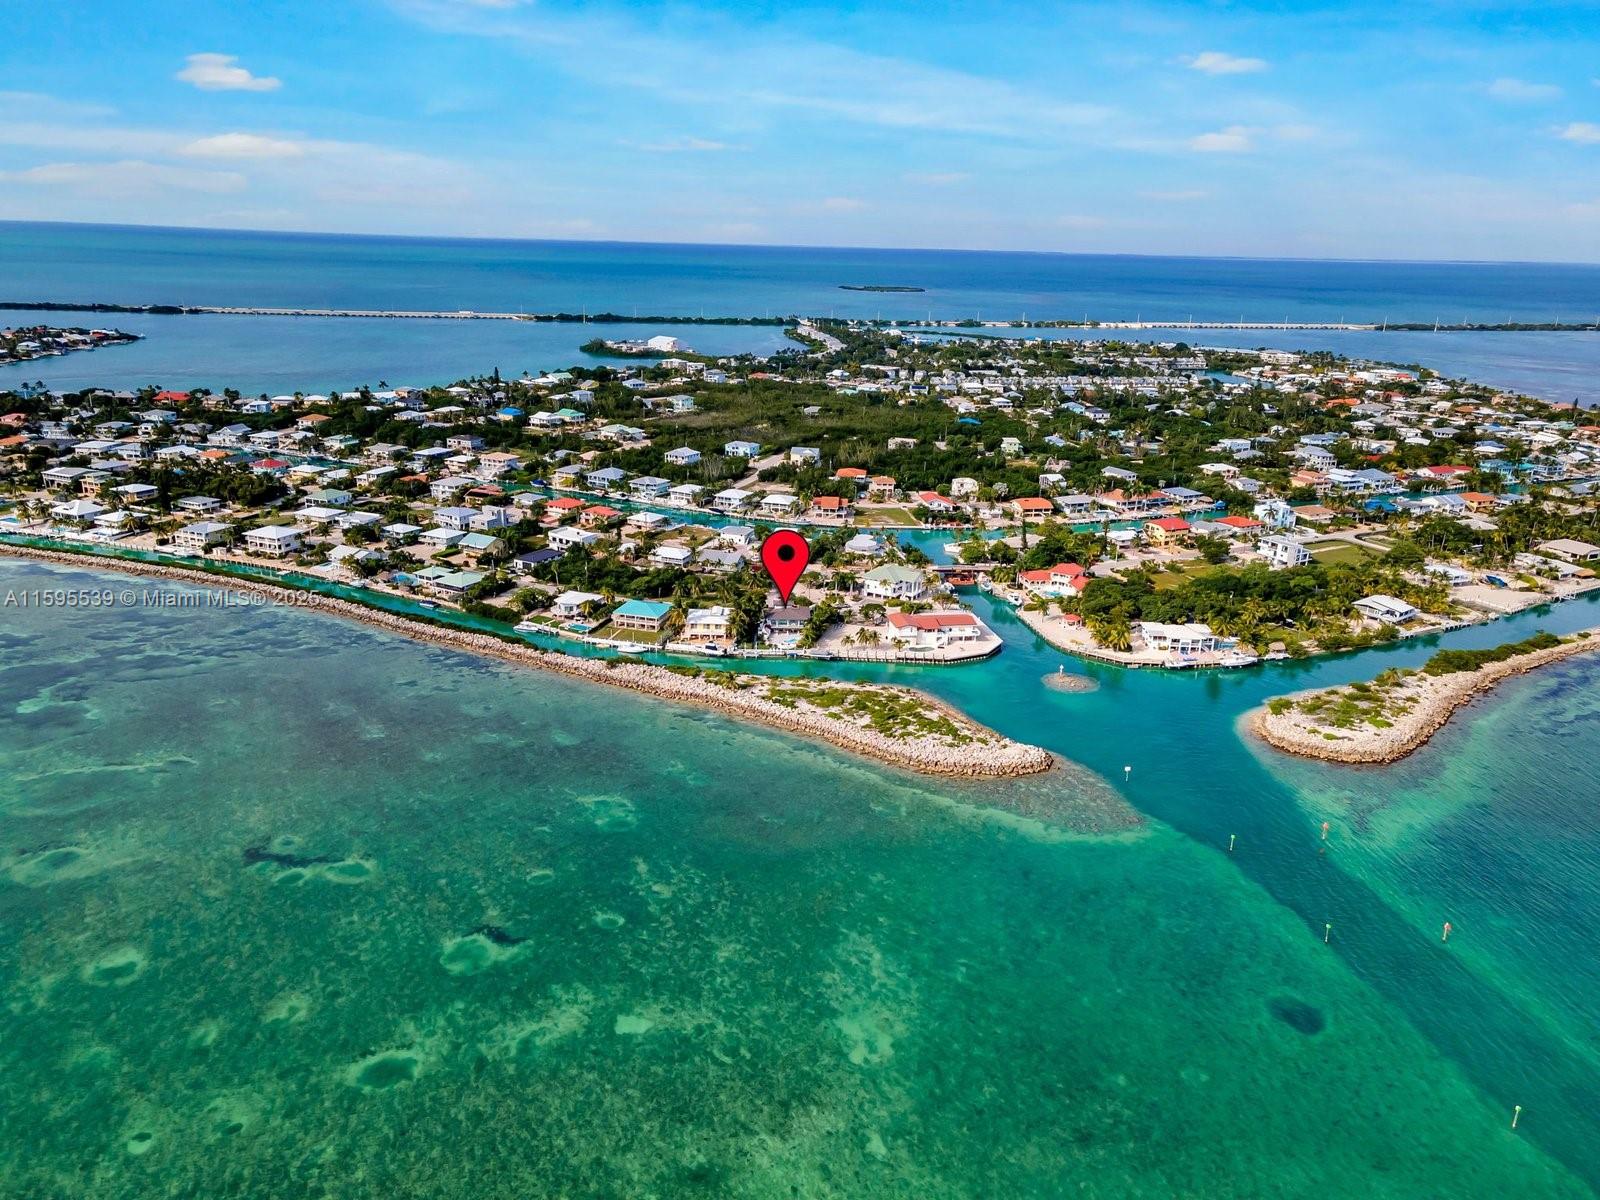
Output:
[3, 553, 1600, 1197]
[4, 222, 1600, 399]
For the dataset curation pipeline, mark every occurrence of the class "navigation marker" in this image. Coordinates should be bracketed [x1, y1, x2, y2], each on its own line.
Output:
[760, 530, 811, 605]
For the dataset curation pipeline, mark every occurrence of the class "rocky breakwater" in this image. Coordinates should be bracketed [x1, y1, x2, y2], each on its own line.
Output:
[1248, 629, 1600, 765]
[0, 544, 1054, 779]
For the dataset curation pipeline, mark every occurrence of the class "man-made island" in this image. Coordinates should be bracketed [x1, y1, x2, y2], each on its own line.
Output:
[1249, 628, 1600, 763]
[1, 323, 140, 367]
[0, 542, 1054, 779]
[6, 320, 1600, 682]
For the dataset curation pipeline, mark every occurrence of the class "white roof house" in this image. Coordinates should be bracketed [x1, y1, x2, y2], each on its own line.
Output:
[1353, 595, 1419, 624]
[1257, 534, 1311, 570]
[243, 526, 303, 556]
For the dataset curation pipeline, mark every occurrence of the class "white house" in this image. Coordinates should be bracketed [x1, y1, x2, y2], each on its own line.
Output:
[664, 447, 701, 467]
[547, 526, 603, 552]
[712, 488, 752, 513]
[648, 543, 695, 568]
[724, 440, 761, 458]
[1257, 534, 1311, 569]
[683, 605, 734, 640]
[1353, 595, 1419, 624]
[861, 564, 928, 601]
[1138, 621, 1219, 655]
[551, 590, 605, 618]
[243, 526, 302, 556]
[174, 521, 233, 552]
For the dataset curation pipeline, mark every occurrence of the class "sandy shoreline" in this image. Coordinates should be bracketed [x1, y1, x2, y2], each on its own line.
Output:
[1248, 629, 1600, 764]
[0, 543, 1054, 779]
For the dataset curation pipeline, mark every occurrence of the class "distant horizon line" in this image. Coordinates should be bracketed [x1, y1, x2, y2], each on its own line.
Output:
[4, 218, 1599, 271]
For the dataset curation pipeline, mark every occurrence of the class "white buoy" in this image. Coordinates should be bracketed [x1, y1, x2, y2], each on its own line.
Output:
[1512, 1105, 1522, 1129]
[1228, 834, 1236, 853]
[1123, 765, 1131, 781]
[1324, 923, 1332, 944]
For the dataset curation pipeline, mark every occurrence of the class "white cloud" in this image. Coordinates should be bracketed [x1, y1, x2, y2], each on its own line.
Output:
[819, 196, 866, 212]
[904, 172, 970, 186]
[1558, 122, 1600, 144]
[1057, 214, 1108, 229]
[1486, 77, 1560, 102]
[0, 160, 247, 195]
[621, 136, 737, 153]
[180, 132, 306, 159]
[1189, 125, 1255, 152]
[176, 53, 281, 93]
[399, 1, 1116, 140]
[1185, 51, 1267, 76]
[1141, 189, 1208, 202]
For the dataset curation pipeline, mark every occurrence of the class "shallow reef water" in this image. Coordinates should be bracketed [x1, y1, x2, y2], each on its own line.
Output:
[1, 559, 1595, 1198]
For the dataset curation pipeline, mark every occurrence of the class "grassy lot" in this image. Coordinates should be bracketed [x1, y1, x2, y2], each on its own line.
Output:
[858, 506, 923, 527]
[590, 622, 668, 645]
[1307, 541, 1379, 566]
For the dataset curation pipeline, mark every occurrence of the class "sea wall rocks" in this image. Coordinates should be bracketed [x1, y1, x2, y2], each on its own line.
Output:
[1248, 631, 1600, 764]
[0, 544, 1054, 779]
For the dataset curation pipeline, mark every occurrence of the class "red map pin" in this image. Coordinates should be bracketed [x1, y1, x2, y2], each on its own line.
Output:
[760, 529, 810, 604]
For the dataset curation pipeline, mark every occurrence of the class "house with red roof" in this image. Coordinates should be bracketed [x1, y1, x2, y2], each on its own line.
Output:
[579, 504, 623, 528]
[1212, 515, 1265, 535]
[809, 494, 852, 517]
[886, 610, 984, 650]
[1012, 496, 1055, 518]
[1019, 562, 1089, 598]
[916, 490, 956, 512]
[1142, 517, 1191, 545]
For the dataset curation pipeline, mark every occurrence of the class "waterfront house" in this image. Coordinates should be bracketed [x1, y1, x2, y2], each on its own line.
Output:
[758, 493, 800, 517]
[243, 526, 302, 557]
[611, 599, 673, 633]
[584, 466, 628, 492]
[712, 488, 753, 514]
[862, 564, 929, 601]
[1012, 497, 1054, 519]
[668, 483, 705, 507]
[1353, 595, 1419, 624]
[629, 475, 671, 500]
[551, 590, 605, 619]
[1137, 622, 1219, 655]
[915, 491, 956, 513]
[809, 495, 851, 518]
[1019, 562, 1088, 598]
[174, 521, 233, 552]
[1537, 538, 1600, 563]
[765, 606, 812, 637]
[887, 611, 983, 650]
[683, 605, 734, 640]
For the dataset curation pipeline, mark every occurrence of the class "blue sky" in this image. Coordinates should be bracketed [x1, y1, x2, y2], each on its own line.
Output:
[3, 0, 1600, 260]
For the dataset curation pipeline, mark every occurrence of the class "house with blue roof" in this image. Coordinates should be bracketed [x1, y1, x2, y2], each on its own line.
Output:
[611, 598, 673, 633]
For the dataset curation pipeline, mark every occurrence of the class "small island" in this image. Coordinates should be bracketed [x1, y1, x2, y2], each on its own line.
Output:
[1, 323, 140, 367]
[1249, 629, 1600, 763]
[580, 334, 696, 358]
